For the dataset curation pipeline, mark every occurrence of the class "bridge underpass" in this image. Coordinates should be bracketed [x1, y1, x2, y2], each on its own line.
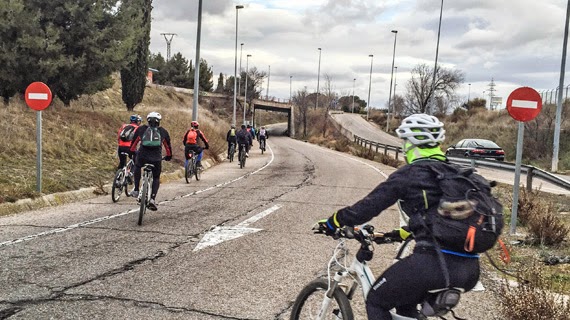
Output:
[252, 99, 294, 137]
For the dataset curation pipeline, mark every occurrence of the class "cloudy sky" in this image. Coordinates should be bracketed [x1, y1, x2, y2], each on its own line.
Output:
[149, 0, 570, 110]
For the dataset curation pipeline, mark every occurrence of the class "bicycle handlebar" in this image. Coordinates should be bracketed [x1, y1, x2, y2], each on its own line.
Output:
[314, 224, 403, 245]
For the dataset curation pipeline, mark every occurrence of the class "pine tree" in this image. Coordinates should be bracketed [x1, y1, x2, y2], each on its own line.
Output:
[120, 0, 152, 111]
[214, 73, 224, 93]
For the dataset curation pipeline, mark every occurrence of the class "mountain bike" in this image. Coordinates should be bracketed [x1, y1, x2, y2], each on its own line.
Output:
[238, 143, 247, 169]
[137, 163, 155, 226]
[111, 153, 134, 203]
[228, 142, 236, 162]
[185, 150, 201, 183]
[260, 138, 266, 154]
[290, 225, 465, 320]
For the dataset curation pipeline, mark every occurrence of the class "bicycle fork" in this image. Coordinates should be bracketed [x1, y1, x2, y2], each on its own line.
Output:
[318, 272, 346, 320]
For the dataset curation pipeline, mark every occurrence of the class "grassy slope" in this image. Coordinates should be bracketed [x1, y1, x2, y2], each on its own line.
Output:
[0, 84, 232, 203]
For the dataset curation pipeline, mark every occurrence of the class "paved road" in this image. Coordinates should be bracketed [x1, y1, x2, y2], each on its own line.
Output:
[0, 136, 503, 319]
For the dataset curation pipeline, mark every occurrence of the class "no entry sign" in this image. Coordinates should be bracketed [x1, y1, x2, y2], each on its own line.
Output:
[25, 82, 52, 111]
[506, 87, 542, 122]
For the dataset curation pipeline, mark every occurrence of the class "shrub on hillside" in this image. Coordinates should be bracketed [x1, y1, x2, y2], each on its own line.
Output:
[498, 263, 570, 320]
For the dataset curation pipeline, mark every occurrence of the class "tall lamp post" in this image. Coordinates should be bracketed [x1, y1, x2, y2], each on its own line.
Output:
[232, 5, 244, 126]
[393, 67, 398, 113]
[386, 30, 398, 132]
[244, 54, 251, 125]
[238, 43, 244, 98]
[316, 48, 322, 109]
[429, 0, 444, 115]
[289, 75, 293, 102]
[367, 54, 374, 121]
[468, 83, 471, 102]
[266, 65, 271, 100]
[192, 0, 203, 121]
[350, 78, 356, 113]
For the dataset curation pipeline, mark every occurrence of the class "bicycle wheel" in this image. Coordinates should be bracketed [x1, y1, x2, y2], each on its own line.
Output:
[185, 160, 192, 184]
[239, 151, 245, 169]
[290, 279, 354, 320]
[261, 141, 265, 154]
[195, 162, 201, 181]
[111, 169, 125, 203]
[229, 144, 235, 162]
[138, 174, 148, 226]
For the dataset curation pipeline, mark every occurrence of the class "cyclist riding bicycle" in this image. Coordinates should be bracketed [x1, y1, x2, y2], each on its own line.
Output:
[226, 125, 237, 159]
[319, 114, 481, 320]
[236, 124, 252, 159]
[246, 124, 256, 143]
[183, 121, 209, 168]
[129, 112, 172, 211]
[117, 114, 141, 169]
[257, 126, 268, 149]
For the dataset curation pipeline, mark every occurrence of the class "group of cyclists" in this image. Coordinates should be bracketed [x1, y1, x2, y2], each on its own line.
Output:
[226, 123, 268, 161]
[116, 113, 268, 210]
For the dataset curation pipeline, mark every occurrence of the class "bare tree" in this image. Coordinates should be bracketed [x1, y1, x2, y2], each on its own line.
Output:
[292, 88, 310, 138]
[404, 63, 464, 115]
[321, 74, 338, 136]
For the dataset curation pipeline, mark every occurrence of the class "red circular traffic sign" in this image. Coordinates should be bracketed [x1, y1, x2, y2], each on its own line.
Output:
[25, 82, 52, 111]
[506, 87, 542, 122]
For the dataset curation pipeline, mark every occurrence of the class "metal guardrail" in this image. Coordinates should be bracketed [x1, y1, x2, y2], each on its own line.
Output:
[354, 135, 403, 161]
[353, 135, 570, 192]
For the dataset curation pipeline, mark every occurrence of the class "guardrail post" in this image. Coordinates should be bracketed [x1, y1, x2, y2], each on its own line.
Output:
[384, 145, 388, 155]
[375, 144, 379, 153]
[470, 158, 476, 168]
[526, 167, 534, 192]
[395, 150, 399, 160]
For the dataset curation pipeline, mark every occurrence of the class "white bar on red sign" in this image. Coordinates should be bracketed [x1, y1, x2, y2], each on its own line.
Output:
[28, 93, 48, 100]
[512, 99, 538, 109]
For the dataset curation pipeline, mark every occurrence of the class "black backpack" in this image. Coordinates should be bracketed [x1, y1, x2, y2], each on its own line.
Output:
[141, 126, 162, 148]
[427, 163, 504, 253]
[119, 125, 137, 142]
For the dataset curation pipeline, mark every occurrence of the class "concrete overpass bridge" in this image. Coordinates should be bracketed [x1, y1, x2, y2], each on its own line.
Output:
[251, 98, 294, 136]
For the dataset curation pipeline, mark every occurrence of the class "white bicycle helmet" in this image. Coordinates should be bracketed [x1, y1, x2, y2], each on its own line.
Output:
[396, 113, 445, 147]
[147, 111, 162, 122]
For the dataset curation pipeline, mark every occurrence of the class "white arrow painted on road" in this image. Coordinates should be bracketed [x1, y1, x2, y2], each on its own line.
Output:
[193, 204, 282, 251]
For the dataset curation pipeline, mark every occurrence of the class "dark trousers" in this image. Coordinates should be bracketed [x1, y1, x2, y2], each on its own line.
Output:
[366, 249, 480, 320]
[133, 158, 162, 200]
[117, 146, 131, 169]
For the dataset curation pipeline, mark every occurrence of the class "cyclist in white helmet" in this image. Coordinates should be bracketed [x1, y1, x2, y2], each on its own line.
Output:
[129, 111, 172, 211]
[318, 114, 481, 320]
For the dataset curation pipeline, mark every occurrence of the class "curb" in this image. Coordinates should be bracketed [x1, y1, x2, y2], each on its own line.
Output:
[0, 156, 220, 217]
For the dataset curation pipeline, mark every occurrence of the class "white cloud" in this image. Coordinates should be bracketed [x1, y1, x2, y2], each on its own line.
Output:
[150, 0, 570, 110]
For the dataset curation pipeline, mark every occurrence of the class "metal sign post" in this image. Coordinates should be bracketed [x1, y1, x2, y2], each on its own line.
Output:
[25, 82, 53, 193]
[506, 87, 542, 234]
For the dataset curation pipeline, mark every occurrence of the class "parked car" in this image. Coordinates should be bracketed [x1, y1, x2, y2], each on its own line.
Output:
[445, 139, 505, 161]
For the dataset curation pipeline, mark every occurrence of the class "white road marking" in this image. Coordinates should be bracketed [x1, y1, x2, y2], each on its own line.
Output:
[512, 99, 538, 109]
[193, 204, 282, 251]
[0, 145, 276, 248]
[28, 93, 49, 100]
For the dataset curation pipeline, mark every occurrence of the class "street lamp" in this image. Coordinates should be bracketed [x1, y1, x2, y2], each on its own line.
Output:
[350, 78, 356, 113]
[239, 43, 244, 98]
[232, 4, 244, 126]
[429, 0, 444, 115]
[367, 54, 374, 121]
[393, 67, 398, 112]
[266, 65, 271, 100]
[386, 30, 398, 132]
[244, 54, 251, 125]
[192, 0, 203, 121]
[316, 48, 322, 109]
[290, 75, 293, 102]
[468, 83, 471, 102]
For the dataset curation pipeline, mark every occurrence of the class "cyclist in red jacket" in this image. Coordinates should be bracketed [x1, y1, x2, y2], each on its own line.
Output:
[183, 121, 209, 168]
[117, 114, 141, 169]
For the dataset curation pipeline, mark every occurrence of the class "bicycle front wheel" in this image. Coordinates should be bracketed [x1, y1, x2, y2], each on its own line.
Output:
[290, 279, 354, 320]
[138, 176, 149, 226]
[111, 170, 125, 203]
[195, 163, 201, 181]
[185, 160, 192, 184]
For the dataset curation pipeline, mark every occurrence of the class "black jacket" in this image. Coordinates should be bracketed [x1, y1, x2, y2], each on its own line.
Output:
[336, 159, 453, 245]
[236, 128, 252, 145]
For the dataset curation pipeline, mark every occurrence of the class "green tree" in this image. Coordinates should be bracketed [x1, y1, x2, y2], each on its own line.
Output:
[120, 0, 152, 111]
[214, 72, 224, 93]
[23, 0, 128, 106]
[189, 58, 214, 92]
[148, 52, 166, 84]
[162, 52, 192, 88]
